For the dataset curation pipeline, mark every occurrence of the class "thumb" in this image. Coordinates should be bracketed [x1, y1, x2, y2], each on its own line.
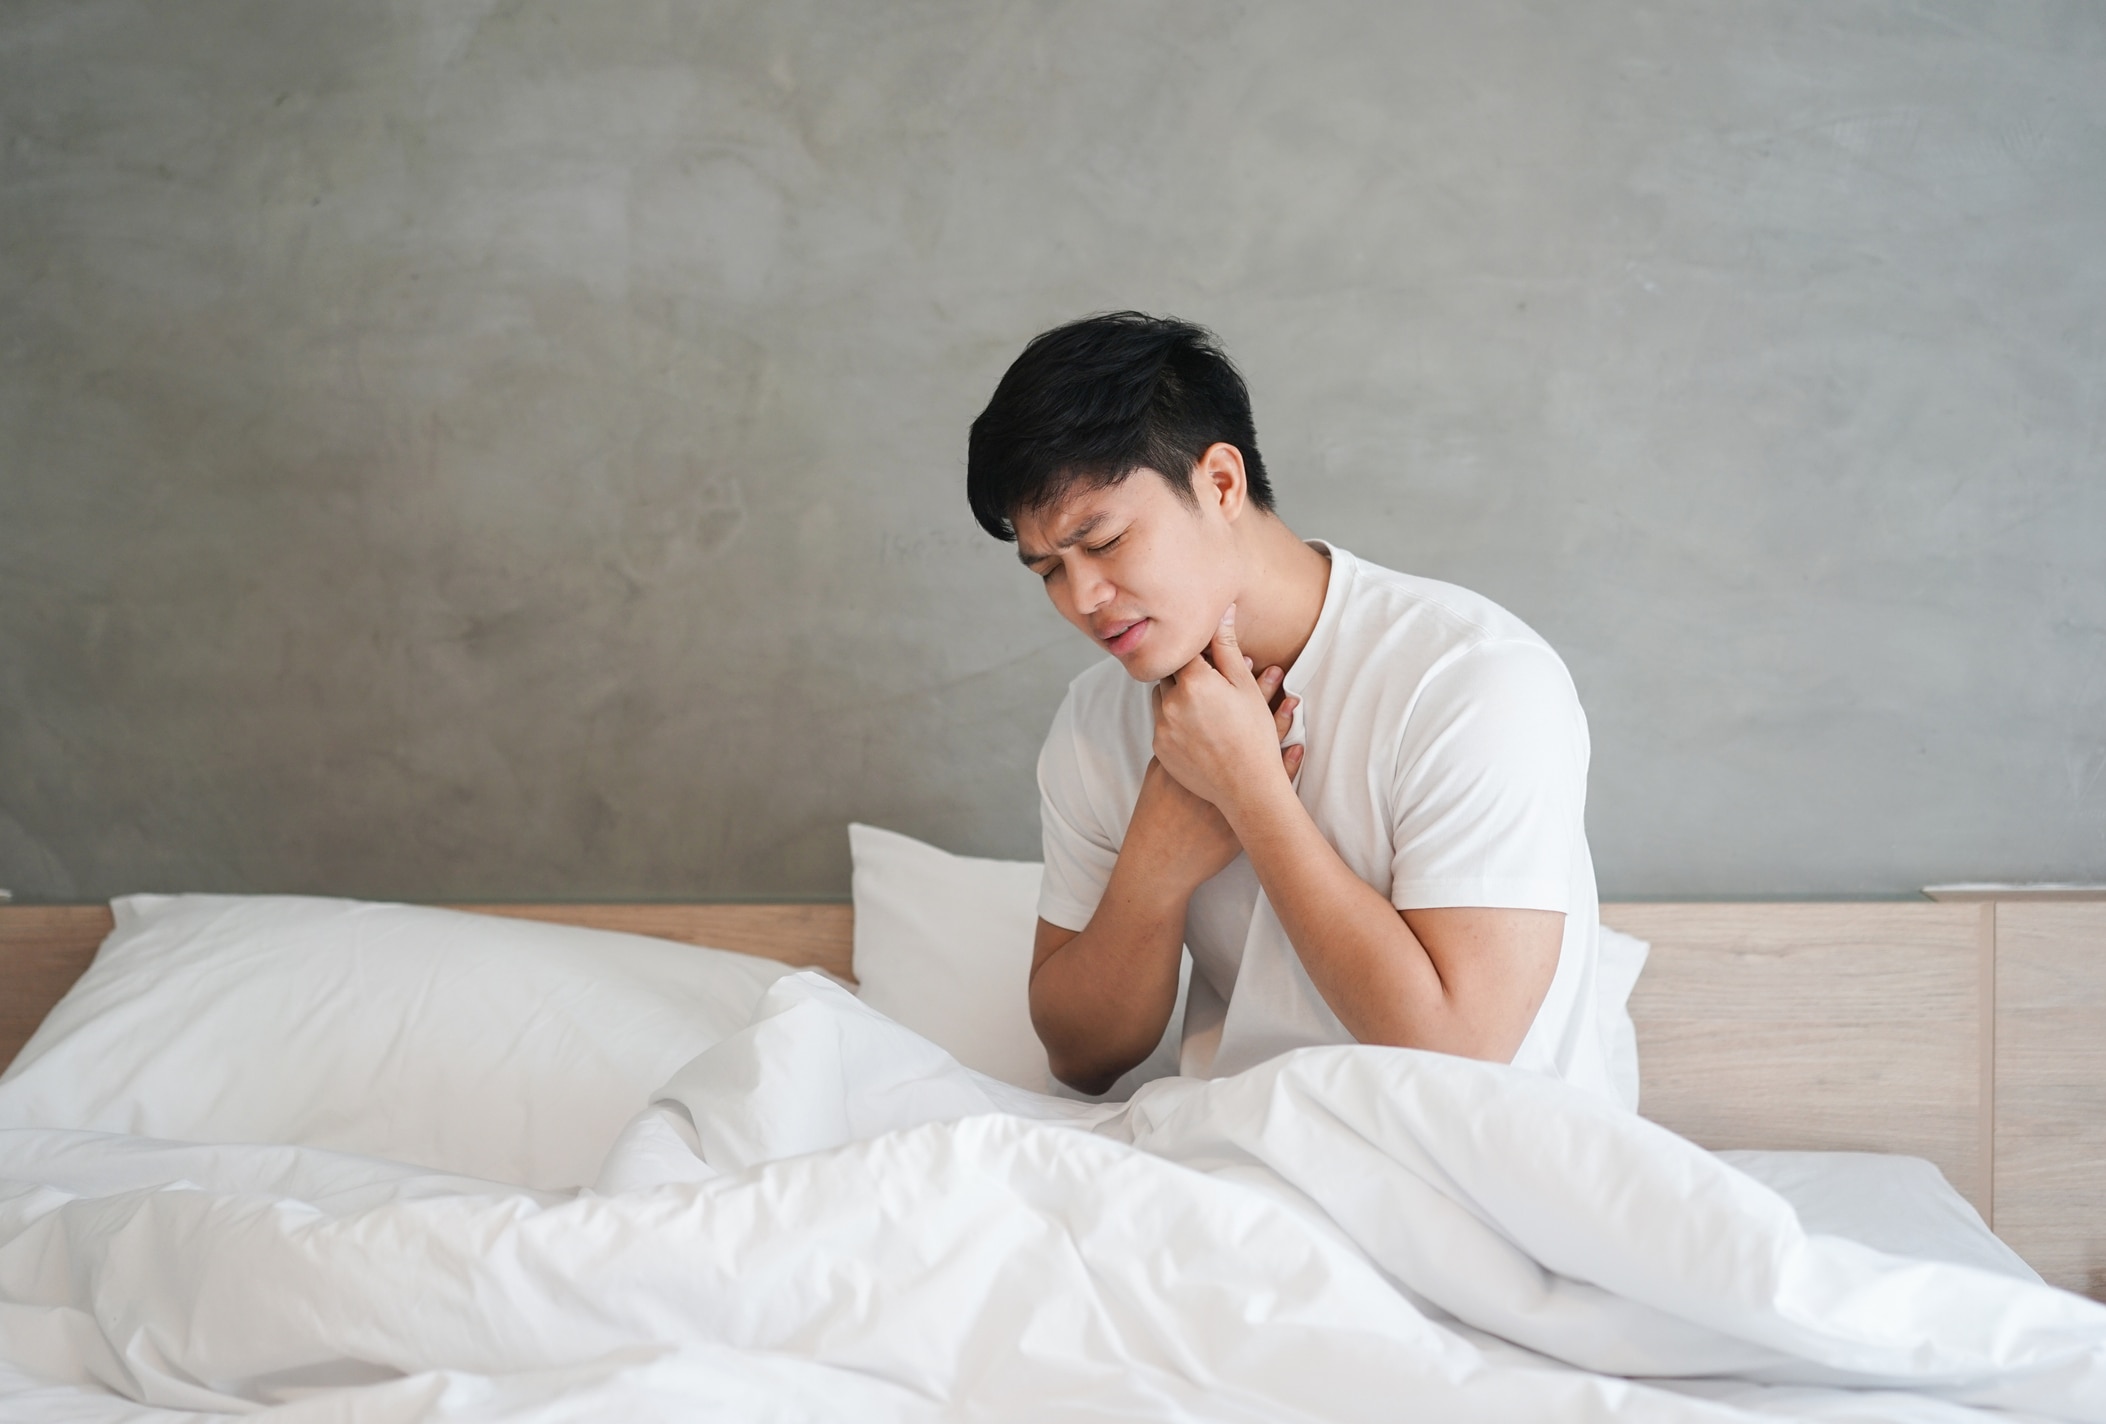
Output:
[1210, 603, 1254, 686]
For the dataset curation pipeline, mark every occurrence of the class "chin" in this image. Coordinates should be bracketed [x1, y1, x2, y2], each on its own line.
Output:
[1122, 637, 1206, 684]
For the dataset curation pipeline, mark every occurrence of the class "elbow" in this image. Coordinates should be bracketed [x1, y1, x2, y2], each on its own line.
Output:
[1030, 988, 1148, 1096]
[1045, 1046, 1138, 1098]
[1042, 1024, 1151, 1096]
[1357, 1009, 1529, 1066]
[1446, 1019, 1532, 1066]
[1467, 1035, 1524, 1067]
[1422, 1015, 1531, 1066]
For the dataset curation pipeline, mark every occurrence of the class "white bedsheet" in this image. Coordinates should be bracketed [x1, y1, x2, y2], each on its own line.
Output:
[1, 972, 2100, 1423]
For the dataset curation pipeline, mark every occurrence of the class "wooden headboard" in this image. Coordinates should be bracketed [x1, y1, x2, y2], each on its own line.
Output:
[2, 899, 2100, 1299]
[1611, 901, 2106, 1301]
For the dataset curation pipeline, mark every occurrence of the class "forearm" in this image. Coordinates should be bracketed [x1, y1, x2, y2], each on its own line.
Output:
[1224, 781, 1476, 1055]
[1028, 840, 1192, 1094]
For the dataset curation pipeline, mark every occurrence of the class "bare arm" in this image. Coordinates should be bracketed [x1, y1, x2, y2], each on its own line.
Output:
[1030, 671, 1301, 1094]
[1231, 796, 1560, 1058]
[1152, 609, 1560, 1062]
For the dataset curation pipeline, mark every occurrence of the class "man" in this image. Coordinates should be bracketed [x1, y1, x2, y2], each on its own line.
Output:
[967, 312, 1613, 1101]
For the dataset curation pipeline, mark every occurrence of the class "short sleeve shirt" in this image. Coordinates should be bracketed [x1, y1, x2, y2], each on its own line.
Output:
[1036, 542, 1614, 1099]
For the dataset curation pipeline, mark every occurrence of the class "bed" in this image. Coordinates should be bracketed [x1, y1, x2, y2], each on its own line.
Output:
[6, 896, 2099, 1295]
[0, 886, 2102, 1421]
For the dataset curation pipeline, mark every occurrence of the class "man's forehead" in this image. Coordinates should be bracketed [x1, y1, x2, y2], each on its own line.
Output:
[1014, 496, 1109, 560]
[1013, 476, 1155, 559]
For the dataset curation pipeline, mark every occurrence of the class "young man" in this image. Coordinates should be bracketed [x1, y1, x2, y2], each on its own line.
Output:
[967, 313, 1613, 1101]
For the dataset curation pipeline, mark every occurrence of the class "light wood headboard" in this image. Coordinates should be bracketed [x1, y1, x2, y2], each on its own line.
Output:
[1, 899, 2099, 1299]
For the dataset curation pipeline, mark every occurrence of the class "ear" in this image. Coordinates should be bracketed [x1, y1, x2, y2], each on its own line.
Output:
[1193, 442, 1248, 523]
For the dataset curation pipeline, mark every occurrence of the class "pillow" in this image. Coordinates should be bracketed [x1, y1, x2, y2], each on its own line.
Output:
[0, 894, 793, 1189]
[1596, 924, 1650, 1111]
[1718, 1149, 2041, 1282]
[848, 824, 1183, 1098]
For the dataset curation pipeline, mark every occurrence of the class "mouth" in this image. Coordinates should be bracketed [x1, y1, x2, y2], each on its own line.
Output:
[1097, 617, 1150, 657]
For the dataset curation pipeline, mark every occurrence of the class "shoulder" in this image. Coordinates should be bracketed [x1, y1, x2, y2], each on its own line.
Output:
[1412, 639, 1586, 744]
[1312, 547, 1586, 755]
[1331, 547, 1559, 660]
[1315, 548, 1574, 698]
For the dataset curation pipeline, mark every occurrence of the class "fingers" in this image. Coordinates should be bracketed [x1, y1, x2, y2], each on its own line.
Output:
[1209, 604, 1256, 687]
[1273, 693, 1300, 741]
[1282, 742, 1305, 781]
[1155, 655, 1210, 735]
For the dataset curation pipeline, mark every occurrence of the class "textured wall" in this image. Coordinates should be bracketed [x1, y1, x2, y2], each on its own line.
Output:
[2, 1, 2102, 902]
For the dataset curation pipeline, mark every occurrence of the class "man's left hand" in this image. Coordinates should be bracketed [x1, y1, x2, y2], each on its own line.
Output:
[1152, 604, 1299, 818]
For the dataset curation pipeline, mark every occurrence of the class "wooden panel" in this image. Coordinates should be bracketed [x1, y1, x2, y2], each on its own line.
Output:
[1605, 902, 1990, 1214]
[0, 903, 855, 1074]
[1993, 902, 2106, 1301]
[1925, 885, 2106, 903]
[458, 903, 854, 983]
[0, 905, 114, 1072]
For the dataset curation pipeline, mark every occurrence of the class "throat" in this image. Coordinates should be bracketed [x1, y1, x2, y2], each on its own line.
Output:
[1231, 530, 1332, 674]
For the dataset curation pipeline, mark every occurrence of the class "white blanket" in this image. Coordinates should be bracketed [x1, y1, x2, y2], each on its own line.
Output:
[2, 972, 2101, 1423]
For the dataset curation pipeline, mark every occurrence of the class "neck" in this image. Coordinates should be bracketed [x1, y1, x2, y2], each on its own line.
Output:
[1228, 514, 1331, 674]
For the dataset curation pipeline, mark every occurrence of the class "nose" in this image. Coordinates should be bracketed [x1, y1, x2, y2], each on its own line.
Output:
[1063, 556, 1115, 619]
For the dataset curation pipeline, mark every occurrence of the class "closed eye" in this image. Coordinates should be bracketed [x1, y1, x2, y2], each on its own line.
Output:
[1024, 528, 1122, 581]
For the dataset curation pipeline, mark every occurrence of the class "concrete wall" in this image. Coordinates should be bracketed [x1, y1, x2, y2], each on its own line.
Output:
[2, 0, 2101, 902]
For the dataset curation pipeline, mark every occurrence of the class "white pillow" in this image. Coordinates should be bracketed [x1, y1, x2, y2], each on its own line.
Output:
[1718, 1150, 2041, 1282]
[1596, 924, 1651, 1111]
[848, 824, 1183, 1097]
[0, 894, 792, 1189]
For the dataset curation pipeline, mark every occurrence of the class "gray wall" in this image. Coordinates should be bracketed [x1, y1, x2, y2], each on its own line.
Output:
[3, 1, 2102, 903]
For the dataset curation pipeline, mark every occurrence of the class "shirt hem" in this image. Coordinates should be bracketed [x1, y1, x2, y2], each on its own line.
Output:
[1036, 896, 1098, 932]
[1390, 878, 1574, 914]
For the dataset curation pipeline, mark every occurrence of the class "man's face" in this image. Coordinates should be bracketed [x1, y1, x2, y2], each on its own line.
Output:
[1012, 465, 1241, 683]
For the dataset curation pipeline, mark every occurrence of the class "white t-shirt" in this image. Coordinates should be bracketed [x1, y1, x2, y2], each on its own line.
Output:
[1036, 541, 1615, 1101]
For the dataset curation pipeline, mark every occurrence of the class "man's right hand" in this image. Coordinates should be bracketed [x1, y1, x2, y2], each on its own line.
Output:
[1133, 663, 1302, 892]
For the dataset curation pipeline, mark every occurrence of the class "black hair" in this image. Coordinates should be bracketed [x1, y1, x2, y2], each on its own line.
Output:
[966, 311, 1274, 541]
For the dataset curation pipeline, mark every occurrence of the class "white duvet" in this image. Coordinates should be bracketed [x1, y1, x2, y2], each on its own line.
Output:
[2, 972, 2101, 1423]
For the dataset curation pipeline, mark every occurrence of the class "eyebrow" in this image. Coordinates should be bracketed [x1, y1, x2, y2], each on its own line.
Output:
[1016, 512, 1110, 567]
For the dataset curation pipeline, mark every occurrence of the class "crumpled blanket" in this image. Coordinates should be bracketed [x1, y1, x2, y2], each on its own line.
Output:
[2, 971, 2100, 1423]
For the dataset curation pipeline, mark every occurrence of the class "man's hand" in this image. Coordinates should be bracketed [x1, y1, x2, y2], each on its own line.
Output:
[1153, 604, 1300, 818]
[1132, 672, 1301, 894]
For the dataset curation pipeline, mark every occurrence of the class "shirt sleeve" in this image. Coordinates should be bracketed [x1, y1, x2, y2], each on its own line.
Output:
[1036, 689, 1121, 931]
[1387, 640, 1589, 913]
